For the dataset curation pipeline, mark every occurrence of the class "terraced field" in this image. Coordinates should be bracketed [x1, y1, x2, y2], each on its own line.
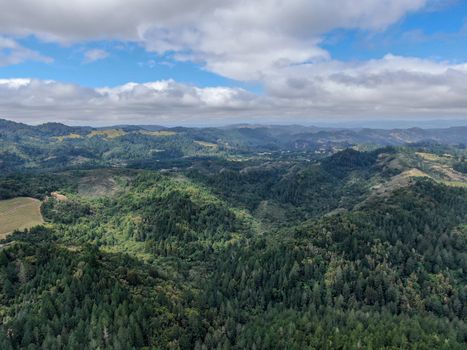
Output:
[0, 197, 44, 237]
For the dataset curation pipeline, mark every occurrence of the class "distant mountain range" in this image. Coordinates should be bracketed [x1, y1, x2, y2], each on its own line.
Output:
[1, 118, 466, 148]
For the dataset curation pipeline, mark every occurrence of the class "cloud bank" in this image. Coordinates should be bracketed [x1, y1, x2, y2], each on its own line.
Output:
[1, 55, 467, 125]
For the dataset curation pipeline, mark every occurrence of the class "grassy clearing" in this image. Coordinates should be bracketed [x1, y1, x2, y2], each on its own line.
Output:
[139, 130, 177, 137]
[88, 129, 126, 139]
[416, 152, 443, 162]
[194, 140, 218, 148]
[54, 133, 82, 141]
[441, 181, 467, 188]
[78, 174, 119, 197]
[402, 168, 430, 178]
[0, 197, 44, 237]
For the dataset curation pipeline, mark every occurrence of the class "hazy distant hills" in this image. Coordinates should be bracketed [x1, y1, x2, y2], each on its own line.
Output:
[1, 118, 466, 173]
[1, 118, 466, 146]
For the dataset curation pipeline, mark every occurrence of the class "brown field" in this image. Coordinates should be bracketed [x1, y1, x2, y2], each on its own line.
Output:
[0, 197, 44, 238]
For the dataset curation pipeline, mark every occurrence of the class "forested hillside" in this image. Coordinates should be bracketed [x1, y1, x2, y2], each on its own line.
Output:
[1, 118, 466, 173]
[0, 120, 466, 349]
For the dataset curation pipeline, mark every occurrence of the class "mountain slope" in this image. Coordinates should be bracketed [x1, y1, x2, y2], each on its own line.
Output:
[0, 122, 466, 349]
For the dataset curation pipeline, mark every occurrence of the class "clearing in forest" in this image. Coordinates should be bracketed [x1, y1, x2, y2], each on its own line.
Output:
[0, 197, 44, 238]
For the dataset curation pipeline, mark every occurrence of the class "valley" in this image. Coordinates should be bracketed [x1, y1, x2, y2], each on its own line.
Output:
[0, 120, 466, 349]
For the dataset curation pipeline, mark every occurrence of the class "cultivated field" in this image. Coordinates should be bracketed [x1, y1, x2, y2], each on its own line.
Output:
[0, 197, 44, 238]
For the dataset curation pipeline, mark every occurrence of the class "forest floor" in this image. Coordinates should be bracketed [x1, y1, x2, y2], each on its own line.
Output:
[0, 197, 44, 238]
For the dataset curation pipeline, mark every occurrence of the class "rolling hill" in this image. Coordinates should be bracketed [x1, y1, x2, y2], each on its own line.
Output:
[0, 120, 466, 349]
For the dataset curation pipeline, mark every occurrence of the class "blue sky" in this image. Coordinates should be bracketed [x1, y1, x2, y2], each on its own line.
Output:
[324, 0, 467, 62]
[0, 37, 251, 89]
[0, 0, 466, 126]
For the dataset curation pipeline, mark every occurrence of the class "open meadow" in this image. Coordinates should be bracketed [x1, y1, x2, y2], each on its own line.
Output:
[0, 197, 44, 237]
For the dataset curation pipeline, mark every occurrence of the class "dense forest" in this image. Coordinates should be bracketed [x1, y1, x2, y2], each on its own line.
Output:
[0, 120, 466, 349]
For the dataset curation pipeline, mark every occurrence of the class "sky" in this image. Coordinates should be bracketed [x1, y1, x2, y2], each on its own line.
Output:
[0, 0, 467, 126]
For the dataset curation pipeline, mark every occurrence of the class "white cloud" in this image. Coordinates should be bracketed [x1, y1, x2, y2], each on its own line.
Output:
[83, 48, 109, 63]
[1, 55, 467, 125]
[262, 55, 467, 119]
[0, 0, 428, 80]
[0, 36, 52, 66]
[0, 78, 259, 125]
[143, 0, 427, 80]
